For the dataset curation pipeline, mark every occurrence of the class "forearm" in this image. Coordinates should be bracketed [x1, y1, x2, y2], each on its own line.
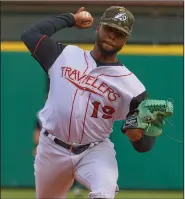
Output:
[131, 135, 155, 152]
[29, 13, 75, 37]
[21, 13, 75, 53]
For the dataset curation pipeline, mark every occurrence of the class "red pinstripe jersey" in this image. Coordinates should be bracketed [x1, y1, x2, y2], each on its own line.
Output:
[38, 45, 146, 144]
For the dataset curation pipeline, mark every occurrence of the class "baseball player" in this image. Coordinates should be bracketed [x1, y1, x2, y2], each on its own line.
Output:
[21, 6, 173, 199]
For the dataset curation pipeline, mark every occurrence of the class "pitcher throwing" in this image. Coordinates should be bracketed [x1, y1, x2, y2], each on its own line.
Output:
[21, 6, 173, 199]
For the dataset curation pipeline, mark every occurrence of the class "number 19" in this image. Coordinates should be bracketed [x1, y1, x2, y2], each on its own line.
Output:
[91, 101, 115, 119]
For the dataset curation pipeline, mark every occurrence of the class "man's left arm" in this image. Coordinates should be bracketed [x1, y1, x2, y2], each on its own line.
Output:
[122, 91, 155, 153]
[125, 129, 155, 152]
[121, 91, 173, 153]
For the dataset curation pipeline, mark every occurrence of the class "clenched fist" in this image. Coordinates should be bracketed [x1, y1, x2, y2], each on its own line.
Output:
[71, 7, 94, 29]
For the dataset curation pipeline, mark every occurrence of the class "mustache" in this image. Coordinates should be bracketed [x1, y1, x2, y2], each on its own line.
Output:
[96, 33, 122, 55]
[102, 40, 115, 47]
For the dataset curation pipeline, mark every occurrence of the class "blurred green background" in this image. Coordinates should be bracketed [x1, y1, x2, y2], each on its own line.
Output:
[1, 1, 184, 198]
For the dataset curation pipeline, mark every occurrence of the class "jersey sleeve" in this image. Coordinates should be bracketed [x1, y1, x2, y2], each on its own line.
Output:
[32, 40, 66, 73]
[115, 70, 147, 121]
[127, 91, 147, 115]
[21, 13, 75, 73]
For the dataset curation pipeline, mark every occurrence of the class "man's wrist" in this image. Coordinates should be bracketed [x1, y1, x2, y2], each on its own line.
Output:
[63, 12, 76, 27]
[131, 134, 155, 152]
[125, 129, 144, 142]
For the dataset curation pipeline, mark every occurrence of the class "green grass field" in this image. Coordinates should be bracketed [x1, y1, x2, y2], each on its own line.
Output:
[1, 189, 183, 199]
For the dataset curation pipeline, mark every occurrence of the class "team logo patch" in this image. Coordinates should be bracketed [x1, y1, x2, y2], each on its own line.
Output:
[114, 13, 128, 22]
[124, 116, 138, 128]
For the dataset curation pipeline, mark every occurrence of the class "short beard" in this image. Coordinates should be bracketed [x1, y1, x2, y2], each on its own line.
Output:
[96, 34, 122, 56]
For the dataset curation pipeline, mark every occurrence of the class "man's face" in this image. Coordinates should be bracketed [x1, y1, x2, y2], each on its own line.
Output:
[96, 24, 128, 56]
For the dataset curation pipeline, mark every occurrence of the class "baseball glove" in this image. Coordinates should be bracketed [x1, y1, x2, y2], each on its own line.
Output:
[122, 99, 174, 137]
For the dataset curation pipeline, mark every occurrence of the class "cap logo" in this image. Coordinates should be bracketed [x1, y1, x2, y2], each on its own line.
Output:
[114, 13, 128, 22]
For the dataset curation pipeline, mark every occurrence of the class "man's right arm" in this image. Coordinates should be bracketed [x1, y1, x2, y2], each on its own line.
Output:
[21, 13, 75, 73]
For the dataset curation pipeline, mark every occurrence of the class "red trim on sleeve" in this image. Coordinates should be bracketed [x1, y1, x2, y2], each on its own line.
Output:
[33, 35, 47, 56]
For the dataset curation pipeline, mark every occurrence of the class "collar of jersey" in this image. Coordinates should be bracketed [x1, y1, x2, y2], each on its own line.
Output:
[89, 51, 122, 67]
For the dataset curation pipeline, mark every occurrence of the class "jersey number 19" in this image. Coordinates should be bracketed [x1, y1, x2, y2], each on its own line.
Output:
[91, 101, 115, 119]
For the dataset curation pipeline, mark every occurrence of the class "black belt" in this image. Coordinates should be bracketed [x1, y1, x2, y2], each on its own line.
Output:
[44, 131, 91, 155]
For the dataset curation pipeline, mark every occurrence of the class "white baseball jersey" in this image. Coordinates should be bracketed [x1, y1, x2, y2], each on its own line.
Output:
[38, 45, 146, 144]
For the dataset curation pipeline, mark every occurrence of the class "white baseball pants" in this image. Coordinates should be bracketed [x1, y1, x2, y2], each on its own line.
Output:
[34, 129, 119, 199]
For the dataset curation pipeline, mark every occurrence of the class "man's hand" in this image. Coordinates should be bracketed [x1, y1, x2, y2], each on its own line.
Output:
[125, 129, 144, 142]
[72, 7, 94, 29]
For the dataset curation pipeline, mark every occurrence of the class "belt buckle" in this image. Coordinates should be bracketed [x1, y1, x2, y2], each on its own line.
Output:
[69, 143, 77, 152]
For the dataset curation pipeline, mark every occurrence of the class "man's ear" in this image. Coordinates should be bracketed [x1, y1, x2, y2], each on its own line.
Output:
[123, 36, 129, 45]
